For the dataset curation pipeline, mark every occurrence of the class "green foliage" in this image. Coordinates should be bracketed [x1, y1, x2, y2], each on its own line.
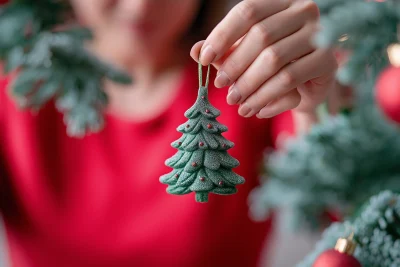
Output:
[249, 103, 400, 229]
[314, 0, 398, 87]
[0, 0, 132, 137]
[160, 67, 244, 202]
[297, 191, 400, 267]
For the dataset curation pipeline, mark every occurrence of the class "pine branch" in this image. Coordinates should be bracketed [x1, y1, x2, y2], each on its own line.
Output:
[314, 0, 398, 86]
[249, 103, 400, 230]
[0, 0, 132, 137]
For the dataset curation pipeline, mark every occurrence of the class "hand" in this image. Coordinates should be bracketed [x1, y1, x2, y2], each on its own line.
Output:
[191, 0, 338, 119]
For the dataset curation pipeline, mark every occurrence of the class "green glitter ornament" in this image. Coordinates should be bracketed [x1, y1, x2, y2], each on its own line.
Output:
[160, 63, 245, 203]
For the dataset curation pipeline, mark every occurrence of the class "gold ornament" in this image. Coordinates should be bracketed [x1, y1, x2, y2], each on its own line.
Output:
[334, 232, 357, 255]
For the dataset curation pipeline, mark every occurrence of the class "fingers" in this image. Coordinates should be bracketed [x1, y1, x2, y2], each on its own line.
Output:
[199, 0, 290, 66]
[238, 48, 337, 117]
[191, 39, 241, 70]
[190, 40, 205, 62]
[190, 0, 334, 119]
[227, 23, 316, 105]
[256, 90, 301, 118]
[215, 2, 317, 89]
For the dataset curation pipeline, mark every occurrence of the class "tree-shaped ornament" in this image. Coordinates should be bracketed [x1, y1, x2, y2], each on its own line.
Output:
[160, 63, 245, 203]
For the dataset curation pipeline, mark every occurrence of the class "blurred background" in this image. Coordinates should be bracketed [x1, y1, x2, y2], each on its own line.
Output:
[0, 216, 320, 266]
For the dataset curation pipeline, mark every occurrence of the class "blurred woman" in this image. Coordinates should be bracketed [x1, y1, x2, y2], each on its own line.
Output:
[0, 0, 337, 266]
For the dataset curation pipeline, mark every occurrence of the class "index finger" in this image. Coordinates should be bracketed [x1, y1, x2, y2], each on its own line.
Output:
[199, 0, 290, 66]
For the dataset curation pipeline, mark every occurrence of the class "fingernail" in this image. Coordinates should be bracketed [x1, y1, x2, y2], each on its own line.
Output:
[228, 84, 235, 93]
[215, 71, 231, 88]
[227, 87, 241, 105]
[200, 45, 217, 65]
[239, 103, 252, 117]
[258, 107, 274, 118]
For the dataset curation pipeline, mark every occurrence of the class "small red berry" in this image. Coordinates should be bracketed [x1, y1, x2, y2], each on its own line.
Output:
[199, 142, 204, 147]
[207, 124, 213, 129]
[200, 177, 206, 182]
[192, 162, 198, 167]
[219, 181, 224, 186]
[205, 109, 210, 113]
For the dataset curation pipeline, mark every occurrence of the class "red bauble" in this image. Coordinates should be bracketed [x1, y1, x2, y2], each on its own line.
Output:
[313, 249, 361, 267]
[376, 66, 400, 124]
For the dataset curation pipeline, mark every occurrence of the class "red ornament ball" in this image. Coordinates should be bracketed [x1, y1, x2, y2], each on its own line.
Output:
[218, 181, 224, 186]
[207, 124, 213, 129]
[174, 174, 179, 179]
[199, 142, 204, 147]
[200, 177, 205, 182]
[313, 249, 361, 267]
[191, 162, 198, 167]
[376, 66, 400, 124]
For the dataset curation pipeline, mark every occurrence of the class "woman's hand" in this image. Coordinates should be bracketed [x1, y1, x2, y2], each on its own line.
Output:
[191, 0, 337, 120]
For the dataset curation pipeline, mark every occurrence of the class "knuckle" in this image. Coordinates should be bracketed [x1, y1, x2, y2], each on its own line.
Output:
[262, 46, 282, 68]
[279, 69, 297, 87]
[214, 30, 229, 48]
[301, 0, 320, 20]
[251, 23, 272, 45]
[236, 1, 258, 22]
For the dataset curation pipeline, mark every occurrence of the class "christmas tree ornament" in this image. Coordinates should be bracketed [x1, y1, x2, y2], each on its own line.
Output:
[375, 25, 400, 124]
[313, 234, 361, 267]
[376, 65, 400, 124]
[160, 63, 245, 203]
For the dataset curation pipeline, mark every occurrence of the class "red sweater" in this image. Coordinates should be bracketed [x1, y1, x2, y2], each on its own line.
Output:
[0, 63, 293, 267]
